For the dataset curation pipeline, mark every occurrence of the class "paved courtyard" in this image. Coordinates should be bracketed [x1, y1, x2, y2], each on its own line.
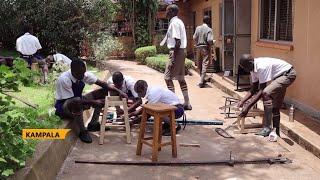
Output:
[57, 60, 320, 180]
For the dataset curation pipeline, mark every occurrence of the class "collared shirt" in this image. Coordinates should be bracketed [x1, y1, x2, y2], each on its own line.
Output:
[165, 16, 187, 49]
[53, 53, 72, 65]
[250, 57, 292, 84]
[193, 23, 214, 47]
[145, 86, 181, 105]
[55, 70, 97, 100]
[107, 75, 138, 98]
[16, 33, 42, 55]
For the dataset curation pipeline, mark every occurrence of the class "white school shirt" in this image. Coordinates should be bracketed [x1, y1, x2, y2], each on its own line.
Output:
[165, 16, 187, 49]
[55, 70, 97, 100]
[16, 33, 42, 55]
[107, 75, 138, 98]
[250, 57, 292, 84]
[145, 86, 181, 106]
[54, 53, 72, 65]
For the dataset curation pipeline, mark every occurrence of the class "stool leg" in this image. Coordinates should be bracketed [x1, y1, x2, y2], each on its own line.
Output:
[170, 111, 177, 158]
[99, 99, 109, 145]
[136, 108, 147, 155]
[158, 117, 163, 151]
[122, 98, 131, 144]
[152, 115, 160, 162]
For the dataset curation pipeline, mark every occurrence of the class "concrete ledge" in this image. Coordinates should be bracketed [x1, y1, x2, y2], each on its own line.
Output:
[203, 70, 320, 159]
[12, 121, 77, 180]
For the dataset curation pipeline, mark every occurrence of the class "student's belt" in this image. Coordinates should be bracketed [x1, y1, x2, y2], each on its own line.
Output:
[274, 67, 294, 80]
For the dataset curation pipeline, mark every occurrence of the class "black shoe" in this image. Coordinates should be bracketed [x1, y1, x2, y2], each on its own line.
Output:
[87, 122, 101, 132]
[162, 124, 182, 136]
[183, 104, 193, 111]
[79, 131, 92, 143]
[198, 83, 206, 88]
[255, 127, 271, 137]
[87, 122, 111, 132]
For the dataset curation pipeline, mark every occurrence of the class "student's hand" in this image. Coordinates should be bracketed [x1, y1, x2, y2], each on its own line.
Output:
[237, 101, 245, 108]
[168, 60, 174, 70]
[239, 106, 249, 117]
[116, 108, 124, 115]
[119, 92, 128, 99]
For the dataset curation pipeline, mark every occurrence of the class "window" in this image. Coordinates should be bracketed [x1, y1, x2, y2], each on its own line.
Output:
[112, 20, 132, 37]
[260, 0, 293, 41]
[155, 18, 169, 35]
[203, 8, 212, 28]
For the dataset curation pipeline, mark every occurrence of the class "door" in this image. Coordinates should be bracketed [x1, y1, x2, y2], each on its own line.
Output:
[234, 0, 251, 76]
[222, 0, 234, 72]
[222, 0, 251, 76]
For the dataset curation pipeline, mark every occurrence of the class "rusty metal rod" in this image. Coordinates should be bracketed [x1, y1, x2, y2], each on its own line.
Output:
[75, 157, 291, 166]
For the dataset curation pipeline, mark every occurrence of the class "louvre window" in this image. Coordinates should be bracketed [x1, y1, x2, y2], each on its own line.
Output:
[260, 0, 293, 41]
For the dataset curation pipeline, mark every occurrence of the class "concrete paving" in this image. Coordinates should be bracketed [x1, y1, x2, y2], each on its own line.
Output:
[57, 60, 320, 180]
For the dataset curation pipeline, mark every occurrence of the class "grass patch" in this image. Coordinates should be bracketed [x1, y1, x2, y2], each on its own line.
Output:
[145, 54, 193, 73]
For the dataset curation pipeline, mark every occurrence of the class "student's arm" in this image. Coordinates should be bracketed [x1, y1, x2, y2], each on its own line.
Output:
[129, 108, 142, 117]
[128, 98, 142, 112]
[238, 82, 259, 107]
[95, 79, 128, 99]
[239, 82, 267, 117]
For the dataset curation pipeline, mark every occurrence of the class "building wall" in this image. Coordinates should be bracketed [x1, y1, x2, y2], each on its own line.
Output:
[176, 0, 222, 56]
[251, 0, 320, 115]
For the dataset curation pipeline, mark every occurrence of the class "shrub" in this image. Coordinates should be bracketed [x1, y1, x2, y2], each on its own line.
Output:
[90, 32, 123, 61]
[134, 46, 157, 64]
[0, 59, 60, 178]
[154, 34, 170, 54]
[145, 54, 193, 73]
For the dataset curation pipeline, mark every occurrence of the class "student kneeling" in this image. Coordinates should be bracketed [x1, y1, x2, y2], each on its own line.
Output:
[54, 59, 127, 143]
[129, 80, 183, 135]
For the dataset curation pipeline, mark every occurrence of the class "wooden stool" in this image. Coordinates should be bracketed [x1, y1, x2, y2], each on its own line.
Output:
[234, 108, 265, 134]
[136, 103, 177, 162]
[99, 96, 131, 144]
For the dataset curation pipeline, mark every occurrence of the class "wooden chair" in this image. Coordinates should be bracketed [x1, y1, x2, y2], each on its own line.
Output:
[136, 103, 177, 162]
[99, 96, 131, 145]
[234, 107, 265, 134]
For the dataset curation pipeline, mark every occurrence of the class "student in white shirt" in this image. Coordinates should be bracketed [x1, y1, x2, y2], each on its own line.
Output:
[16, 24, 48, 82]
[161, 4, 192, 111]
[16, 24, 43, 65]
[55, 59, 127, 143]
[107, 71, 142, 114]
[237, 54, 296, 137]
[130, 80, 184, 135]
[46, 53, 72, 66]
[193, 16, 215, 88]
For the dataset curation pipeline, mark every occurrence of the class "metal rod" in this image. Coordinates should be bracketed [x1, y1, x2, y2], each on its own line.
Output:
[75, 157, 292, 166]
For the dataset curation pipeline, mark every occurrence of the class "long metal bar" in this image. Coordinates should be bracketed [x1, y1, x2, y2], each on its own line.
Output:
[75, 157, 292, 167]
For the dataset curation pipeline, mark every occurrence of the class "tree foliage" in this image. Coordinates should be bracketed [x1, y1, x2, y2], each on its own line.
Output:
[119, 0, 159, 48]
[0, 0, 118, 57]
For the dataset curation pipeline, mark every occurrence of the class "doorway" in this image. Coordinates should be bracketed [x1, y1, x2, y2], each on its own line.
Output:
[222, 0, 251, 77]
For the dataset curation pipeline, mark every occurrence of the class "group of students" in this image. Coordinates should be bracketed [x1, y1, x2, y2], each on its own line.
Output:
[54, 59, 185, 143]
[53, 3, 297, 143]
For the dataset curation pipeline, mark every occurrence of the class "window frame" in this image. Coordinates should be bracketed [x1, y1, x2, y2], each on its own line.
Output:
[259, 0, 293, 42]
